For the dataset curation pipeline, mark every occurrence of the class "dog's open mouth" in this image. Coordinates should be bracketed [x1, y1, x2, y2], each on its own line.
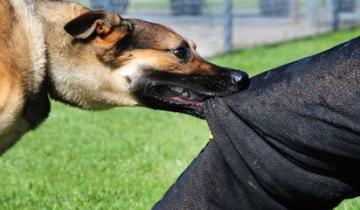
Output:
[133, 70, 249, 119]
[149, 84, 209, 116]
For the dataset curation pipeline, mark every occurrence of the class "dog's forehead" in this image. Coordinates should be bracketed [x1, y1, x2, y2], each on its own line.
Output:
[129, 19, 185, 49]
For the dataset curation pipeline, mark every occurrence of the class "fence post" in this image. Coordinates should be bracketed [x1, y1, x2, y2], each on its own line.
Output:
[224, 0, 233, 53]
[105, 0, 113, 11]
[332, 0, 341, 31]
[290, 0, 300, 24]
[308, 0, 319, 26]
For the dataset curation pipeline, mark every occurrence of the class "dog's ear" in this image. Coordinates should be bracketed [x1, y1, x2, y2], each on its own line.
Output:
[64, 10, 123, 39]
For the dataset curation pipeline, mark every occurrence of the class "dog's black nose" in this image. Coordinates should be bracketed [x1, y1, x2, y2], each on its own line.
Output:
[230, 71, 249, 89]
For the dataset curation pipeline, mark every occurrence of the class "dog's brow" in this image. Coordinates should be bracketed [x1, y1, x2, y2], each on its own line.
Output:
[180, 41, 190, 49]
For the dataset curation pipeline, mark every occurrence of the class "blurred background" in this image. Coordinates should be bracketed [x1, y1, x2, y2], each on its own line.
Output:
[76, 0, 360, 57]
[2, 1, 360, 210]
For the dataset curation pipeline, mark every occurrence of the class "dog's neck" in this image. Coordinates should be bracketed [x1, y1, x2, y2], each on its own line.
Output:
[36, 1, 91, 107]
[35, 1, 138, 110]
[24, 0, 36, 14]
[10, 0, 47, 96]
[9, 0, 87, 129]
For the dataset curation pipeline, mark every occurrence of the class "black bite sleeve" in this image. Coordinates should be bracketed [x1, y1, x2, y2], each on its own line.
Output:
[153, 36, 360, 210]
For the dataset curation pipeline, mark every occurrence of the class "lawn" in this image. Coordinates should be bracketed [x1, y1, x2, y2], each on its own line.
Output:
[1, 28, 360, 209]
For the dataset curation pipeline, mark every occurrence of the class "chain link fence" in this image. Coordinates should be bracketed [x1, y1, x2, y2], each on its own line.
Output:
[75, 0, 360, 57]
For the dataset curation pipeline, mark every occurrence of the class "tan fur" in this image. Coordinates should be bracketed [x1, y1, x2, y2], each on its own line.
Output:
[112, 50, 215, 75]
[37, 1, 138, 110]
[10, 0, 47, 94]
[0, 0, 32, 152]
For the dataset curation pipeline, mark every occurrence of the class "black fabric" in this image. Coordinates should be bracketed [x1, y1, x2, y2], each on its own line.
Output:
[153, 36, 360, 210]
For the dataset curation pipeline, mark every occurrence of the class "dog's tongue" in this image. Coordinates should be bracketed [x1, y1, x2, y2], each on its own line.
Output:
[170, 96, 203, 106]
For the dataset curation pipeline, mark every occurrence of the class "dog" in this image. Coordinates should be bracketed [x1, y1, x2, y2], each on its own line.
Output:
[0, 0, 249, 154]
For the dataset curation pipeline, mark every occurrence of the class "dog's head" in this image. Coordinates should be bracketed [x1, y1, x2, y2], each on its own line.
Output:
[47, 9, 249, 118]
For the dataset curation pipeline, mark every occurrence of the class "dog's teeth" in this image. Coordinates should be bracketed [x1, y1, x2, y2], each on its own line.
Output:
[170, 86, 185, 94]
[182, 91, 190, 98]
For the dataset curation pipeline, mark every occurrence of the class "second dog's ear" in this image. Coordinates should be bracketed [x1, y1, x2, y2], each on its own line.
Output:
[64, 10, 123, 39]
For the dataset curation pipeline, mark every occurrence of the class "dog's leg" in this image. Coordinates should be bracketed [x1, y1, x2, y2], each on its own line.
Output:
[0, 122, 29, 155]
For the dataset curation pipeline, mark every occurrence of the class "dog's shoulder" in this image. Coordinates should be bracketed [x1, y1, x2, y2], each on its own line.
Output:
[0, 0, 49, 154]
[0, 0, 29, 122]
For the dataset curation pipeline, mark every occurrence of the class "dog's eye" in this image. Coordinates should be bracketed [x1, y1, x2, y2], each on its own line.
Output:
[171, 46, 189, 60]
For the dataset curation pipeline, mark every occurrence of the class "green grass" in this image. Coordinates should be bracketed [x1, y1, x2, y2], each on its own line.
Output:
[2, 28, 360, 210]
